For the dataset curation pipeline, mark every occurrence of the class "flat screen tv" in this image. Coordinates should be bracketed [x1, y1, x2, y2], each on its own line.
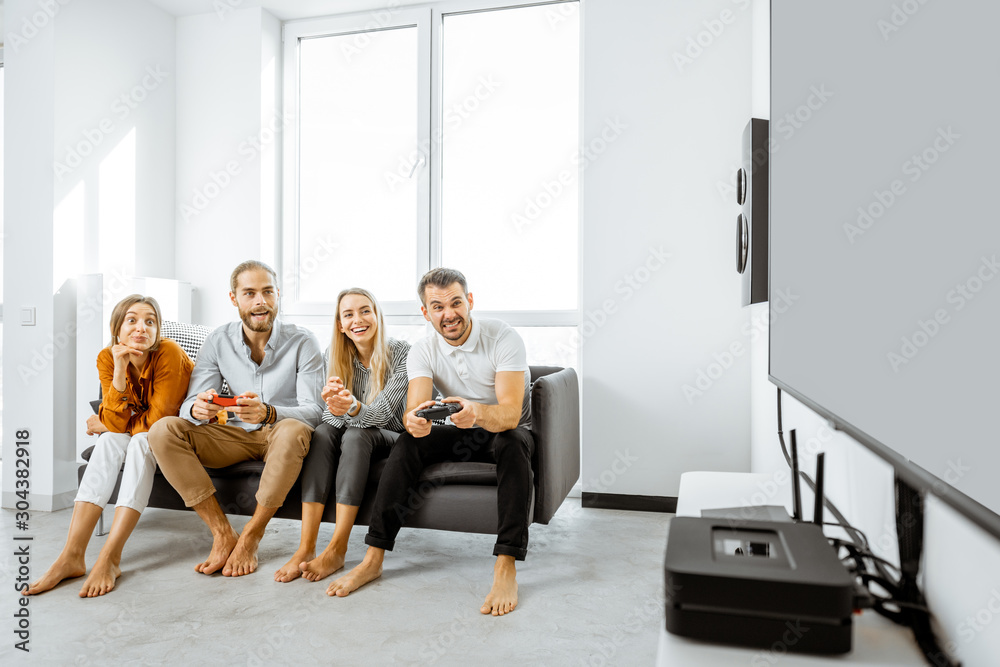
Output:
[769, 0, 1000, 539]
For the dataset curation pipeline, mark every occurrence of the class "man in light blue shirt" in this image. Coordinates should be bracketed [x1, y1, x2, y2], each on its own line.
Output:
[149, 260, 324, 578]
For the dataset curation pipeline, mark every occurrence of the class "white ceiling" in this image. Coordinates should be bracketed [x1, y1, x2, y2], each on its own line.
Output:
[146, 0, 429, 21]
[0, 0, 446, 48]
[0, 0, 441, 52]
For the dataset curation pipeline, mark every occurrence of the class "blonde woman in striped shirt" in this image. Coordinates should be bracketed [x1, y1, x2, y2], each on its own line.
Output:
[275, 288, 410, 583]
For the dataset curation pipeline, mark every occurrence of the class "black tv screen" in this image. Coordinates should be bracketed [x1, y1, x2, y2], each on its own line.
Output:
[769, 0, 1000, 537]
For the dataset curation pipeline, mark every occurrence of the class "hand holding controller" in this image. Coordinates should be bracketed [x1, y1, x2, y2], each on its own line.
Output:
[211, 394, 239, 407]
[415, 402, 462, 421]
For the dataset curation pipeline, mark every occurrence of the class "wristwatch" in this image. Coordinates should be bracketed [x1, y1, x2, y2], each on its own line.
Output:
[345, 397, 359, 421]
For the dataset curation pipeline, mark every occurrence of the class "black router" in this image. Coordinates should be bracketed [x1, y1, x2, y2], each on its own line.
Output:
[664, 437, 855, 654]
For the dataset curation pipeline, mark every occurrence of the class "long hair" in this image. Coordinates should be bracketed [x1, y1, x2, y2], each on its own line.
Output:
[108, 294, 163, 350]
[329, 288, 390, 403]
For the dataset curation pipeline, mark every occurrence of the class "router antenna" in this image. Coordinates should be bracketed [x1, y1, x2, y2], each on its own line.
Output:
[790, 429, 802, 521]
[813, 452, 826, 525]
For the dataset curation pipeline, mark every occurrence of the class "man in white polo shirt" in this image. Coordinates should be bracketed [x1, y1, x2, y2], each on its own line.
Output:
[327, 268, 533, 616]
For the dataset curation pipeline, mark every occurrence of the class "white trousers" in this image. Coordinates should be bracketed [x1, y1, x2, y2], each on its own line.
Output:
[75, 431, 157, 513]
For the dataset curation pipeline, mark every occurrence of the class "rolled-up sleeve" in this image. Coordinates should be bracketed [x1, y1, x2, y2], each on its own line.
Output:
[347, 340, 409, 430]
[130, 343, 195, 433]
[97, 349, 132, 434]
[180, 334, 224, 425]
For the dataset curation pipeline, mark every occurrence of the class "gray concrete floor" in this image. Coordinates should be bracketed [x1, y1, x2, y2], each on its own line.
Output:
[1, 500, 670, 666]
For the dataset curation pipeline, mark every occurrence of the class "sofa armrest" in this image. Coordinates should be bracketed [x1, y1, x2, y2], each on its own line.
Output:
[530, 367, 580, 524]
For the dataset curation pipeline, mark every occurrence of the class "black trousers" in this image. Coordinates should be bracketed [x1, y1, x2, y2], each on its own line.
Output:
[364, 426, 535, 560]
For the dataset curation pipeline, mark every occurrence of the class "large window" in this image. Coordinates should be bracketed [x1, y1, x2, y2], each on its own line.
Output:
[283, 1, 580, 341]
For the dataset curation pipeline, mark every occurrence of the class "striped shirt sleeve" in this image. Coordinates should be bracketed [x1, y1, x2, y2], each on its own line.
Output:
[322, 338, 410, 433]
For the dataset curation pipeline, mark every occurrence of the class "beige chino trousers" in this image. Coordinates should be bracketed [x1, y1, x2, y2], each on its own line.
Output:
[149, 416, 312, 509]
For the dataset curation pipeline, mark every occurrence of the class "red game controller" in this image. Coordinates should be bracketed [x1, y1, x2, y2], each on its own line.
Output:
[211, 394, 239, 407]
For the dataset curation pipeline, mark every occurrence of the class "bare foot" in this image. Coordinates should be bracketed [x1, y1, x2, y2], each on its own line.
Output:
[481, 556, 518, 616]
[301, 547, 346, 582]
[23, 555, 86, 595]
[222, 530, 262, 577]
[326, 557, 381, 597]
[79, 559, 121, 598]
[274, 547, 314, 583]
[195, 528, 239, 575]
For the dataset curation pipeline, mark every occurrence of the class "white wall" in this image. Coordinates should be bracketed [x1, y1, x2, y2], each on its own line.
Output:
[174, 7, 282, 328]
[169, 0, 755, 500]
[2, 0, 176, 510]
[749, 1, 1000, 664]
[580, 0, 752, 498]
[3, 0, 58, 510]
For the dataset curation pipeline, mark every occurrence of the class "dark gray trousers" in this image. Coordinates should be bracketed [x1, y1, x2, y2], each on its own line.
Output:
[300, 422, 398, 506]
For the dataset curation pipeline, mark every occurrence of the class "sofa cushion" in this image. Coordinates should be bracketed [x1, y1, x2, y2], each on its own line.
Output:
[197, 459, 500, 487]
[160, 320, 231, 395]
[369, 458, 498, 486]
[160, 320, 213, 361]
[81, 443, 501, 489]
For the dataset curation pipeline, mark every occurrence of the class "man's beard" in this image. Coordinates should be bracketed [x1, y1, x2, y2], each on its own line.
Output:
[240, 305, 276, 332]
[438, 315, 468, 341]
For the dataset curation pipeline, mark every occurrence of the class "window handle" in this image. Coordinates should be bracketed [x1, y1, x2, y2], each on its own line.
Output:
[407, 151, 427, 178]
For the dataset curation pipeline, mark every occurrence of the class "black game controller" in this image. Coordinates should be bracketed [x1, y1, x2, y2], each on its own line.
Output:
[416, 402, 462, 420]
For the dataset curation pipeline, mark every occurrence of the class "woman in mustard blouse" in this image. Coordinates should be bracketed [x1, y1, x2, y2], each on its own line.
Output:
[24, 295, 193, 597]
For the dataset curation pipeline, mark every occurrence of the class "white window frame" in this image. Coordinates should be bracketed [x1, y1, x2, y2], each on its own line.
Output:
[281, 0, 581, 328]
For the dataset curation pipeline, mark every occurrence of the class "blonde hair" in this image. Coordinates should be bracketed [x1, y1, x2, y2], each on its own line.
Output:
[329, 288, 390, 402]
[108, 294, 163, 350]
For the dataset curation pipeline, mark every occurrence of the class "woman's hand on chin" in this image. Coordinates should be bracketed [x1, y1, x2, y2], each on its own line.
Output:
[111, 343, 144, 368]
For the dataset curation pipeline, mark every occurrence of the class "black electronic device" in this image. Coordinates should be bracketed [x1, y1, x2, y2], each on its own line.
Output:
[736, 118, 769, 306]
[416, 402, 462, 420]
[664, 516, 855, 654]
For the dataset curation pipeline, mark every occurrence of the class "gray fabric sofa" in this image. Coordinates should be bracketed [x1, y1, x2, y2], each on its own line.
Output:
[80, 322, 580, 534]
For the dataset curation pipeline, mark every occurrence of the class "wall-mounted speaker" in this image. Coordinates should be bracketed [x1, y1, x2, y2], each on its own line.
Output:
[736, 118, 769, 306]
